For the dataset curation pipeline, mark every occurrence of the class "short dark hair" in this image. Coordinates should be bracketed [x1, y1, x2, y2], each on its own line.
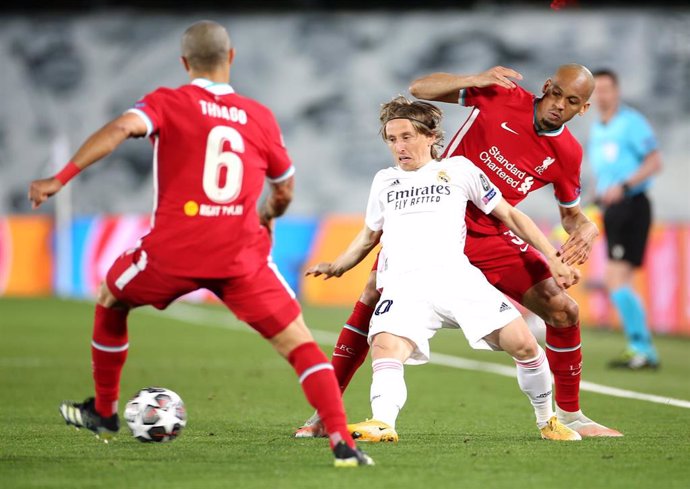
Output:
[181, 21, 231, 72]
[592, 69, 619, 86]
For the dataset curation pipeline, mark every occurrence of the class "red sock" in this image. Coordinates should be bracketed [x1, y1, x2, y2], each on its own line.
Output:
[545, 323, 581, 412]
[332, 301, 373, 392]
[288, 342, 355, 449]
[92, 305, 129, 418]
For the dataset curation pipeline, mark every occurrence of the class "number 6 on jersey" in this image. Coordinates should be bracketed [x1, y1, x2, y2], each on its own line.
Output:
[203, 126, 244, 203]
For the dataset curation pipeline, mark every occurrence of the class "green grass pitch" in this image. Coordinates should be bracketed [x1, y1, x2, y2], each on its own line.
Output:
[1, 297, 689, 488]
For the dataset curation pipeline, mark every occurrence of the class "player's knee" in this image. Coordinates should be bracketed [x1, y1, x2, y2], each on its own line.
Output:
[370, 333, 412, 362]
[512, 337, 539, 360]
[548, 296, 579, 326]
[563, 298, 579, 324]
[539, 292, 579, 327]
[97, 282, 125, 309]
[605, 260, 635, 289]
[370, 337, 392, 355]
[502, 322, 539, 360]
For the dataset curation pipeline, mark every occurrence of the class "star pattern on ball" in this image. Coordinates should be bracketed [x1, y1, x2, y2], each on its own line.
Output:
[125, 388, 186, 442]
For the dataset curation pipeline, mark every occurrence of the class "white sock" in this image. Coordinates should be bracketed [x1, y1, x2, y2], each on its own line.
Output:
[514, 346, 554, 427]
[370, 358, 406, 429]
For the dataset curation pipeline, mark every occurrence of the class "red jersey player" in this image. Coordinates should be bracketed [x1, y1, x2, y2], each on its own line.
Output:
[28, 20, 373, 467]
[296, 65, 622, 439]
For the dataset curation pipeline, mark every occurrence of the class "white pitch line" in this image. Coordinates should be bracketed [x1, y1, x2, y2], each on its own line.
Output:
[143, 302, 690, 410]
[431, 352, 690, 409]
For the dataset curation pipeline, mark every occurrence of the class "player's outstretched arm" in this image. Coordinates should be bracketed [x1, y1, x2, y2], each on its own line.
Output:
[558, 205, 599, 266]
[491, 199, 577, 289]
[28, 112, 148, 209]
[409, 66, 523, 103]
[305, 224, 381, 280]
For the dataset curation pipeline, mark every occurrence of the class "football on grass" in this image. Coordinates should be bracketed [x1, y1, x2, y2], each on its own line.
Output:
[124, 387, 187, 442]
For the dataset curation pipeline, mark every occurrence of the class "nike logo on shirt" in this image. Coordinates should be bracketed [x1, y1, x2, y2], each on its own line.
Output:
[500, 122, 519, 135]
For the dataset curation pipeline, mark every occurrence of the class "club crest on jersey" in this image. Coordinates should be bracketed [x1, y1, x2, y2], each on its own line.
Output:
[535, 156, 556, 175]
[479, 173, 491, 191]
[437, 170, 450, 183]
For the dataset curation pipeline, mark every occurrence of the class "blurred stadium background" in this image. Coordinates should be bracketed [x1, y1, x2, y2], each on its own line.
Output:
[1, 0, 689, 335]
[2, 2, 690, 487]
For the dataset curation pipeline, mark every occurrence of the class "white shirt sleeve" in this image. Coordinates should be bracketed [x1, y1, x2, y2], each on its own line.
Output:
[457, 158, 503, 214]
[365, 171, 385, 231]
[125, 108, 154, 138]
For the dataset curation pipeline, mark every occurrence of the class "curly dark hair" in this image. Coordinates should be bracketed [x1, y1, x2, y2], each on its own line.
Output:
[379, 95, 444, 159]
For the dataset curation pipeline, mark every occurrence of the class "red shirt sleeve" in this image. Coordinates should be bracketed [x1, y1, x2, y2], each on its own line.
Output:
[553, 143, 583, 207]
[129, 89, 167, 137]
[460, 85, 531, 109]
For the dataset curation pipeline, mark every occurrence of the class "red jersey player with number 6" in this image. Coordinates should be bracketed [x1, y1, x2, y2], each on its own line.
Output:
[28, 20, 373, 467]
[296, 65, 622, 440]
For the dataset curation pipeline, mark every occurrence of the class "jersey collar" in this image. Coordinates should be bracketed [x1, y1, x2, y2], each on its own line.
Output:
[191, 78, 235, 95]
[533, 100, 565, 137]
[396, 158, 437, 172]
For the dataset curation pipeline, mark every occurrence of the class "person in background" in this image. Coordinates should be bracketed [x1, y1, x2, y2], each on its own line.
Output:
[587, 69, 662, 370]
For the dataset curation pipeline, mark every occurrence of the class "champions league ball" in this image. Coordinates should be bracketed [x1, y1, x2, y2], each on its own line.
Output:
[124, 387, 187, 442]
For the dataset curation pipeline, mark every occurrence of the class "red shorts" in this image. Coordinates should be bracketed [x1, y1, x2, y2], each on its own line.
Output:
[464, 230, 551, 302]
[106, 248, 301, 338]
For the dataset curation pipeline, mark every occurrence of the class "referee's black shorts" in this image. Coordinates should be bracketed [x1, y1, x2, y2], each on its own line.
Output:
[602, 192, 652, 267]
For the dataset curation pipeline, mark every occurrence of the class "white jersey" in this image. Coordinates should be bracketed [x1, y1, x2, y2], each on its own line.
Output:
[365, 156, 502, 279]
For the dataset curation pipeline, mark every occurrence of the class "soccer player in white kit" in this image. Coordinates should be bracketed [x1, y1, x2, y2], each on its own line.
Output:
[306, 96, 581, 442]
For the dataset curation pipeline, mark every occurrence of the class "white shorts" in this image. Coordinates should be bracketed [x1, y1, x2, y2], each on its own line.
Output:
[375, 248, 387, 292]
[369, 264, 521, 365]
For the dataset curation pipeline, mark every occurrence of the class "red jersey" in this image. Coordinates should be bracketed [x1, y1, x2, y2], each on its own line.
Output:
[443, 85, 582, 235]
[128, 78, 294, 278]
